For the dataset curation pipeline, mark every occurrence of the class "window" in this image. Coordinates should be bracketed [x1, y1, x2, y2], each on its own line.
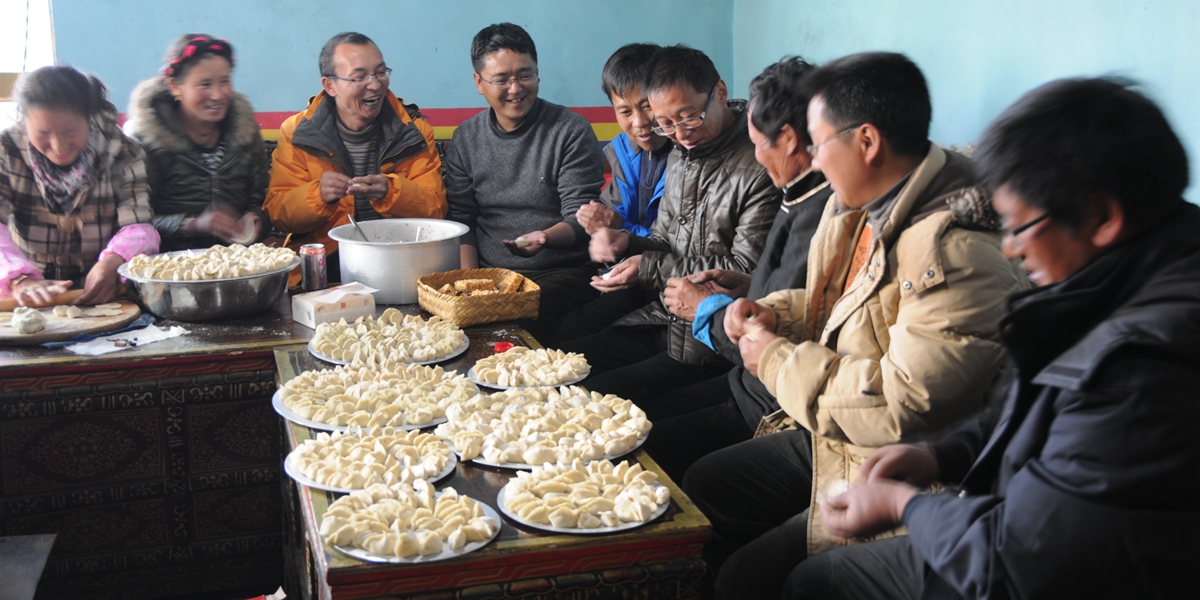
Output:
[1, 0, 56, 128]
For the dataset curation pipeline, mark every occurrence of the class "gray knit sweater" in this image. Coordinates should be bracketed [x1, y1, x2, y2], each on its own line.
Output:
[445, 98, 604, 271]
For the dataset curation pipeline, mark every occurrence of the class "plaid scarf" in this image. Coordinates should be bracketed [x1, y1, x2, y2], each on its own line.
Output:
[26, 125, 99, 209]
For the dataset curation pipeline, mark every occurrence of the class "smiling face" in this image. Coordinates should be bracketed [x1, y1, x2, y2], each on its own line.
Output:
[24, 107, 90, 167]
[748, 110, 810, 188]
[322, 42, 388, 131]
[610, 86, 666, 153]
[647, 81, 727, 150]
[993, 184, 1106, 286]
[807, 94, 869, 207]
[474, 49, 539, 131]
[168, 56, 232, 127]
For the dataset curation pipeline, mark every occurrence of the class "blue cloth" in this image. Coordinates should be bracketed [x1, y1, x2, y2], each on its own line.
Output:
[692, 293, 736, 351]
[41, 313, 158, 349]
[609, 133, 665, 237]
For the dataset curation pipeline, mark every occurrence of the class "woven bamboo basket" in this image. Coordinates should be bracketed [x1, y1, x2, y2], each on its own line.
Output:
[417, 268, 540, 327]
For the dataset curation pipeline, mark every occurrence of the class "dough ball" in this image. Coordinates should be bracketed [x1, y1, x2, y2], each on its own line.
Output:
[12, 306, 47, 334]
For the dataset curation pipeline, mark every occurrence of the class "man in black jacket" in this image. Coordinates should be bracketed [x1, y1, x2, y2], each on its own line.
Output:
[789, 78, 1200, 599]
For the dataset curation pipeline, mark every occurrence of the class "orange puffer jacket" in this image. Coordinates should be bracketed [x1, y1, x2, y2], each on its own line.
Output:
[265, 91, 447, 265]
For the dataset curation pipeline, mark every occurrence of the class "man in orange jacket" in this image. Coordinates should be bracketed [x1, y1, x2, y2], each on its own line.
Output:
[265, 31, 447, 282]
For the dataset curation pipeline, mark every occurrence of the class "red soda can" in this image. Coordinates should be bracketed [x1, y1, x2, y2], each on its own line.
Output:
[300, 244, 327, 291]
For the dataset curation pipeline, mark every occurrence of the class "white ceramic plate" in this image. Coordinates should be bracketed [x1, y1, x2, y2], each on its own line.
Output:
[331, 494, 501, 563]
[283, 448, 457, 494]
[449, 435, 648, 471]
[271, 389, 448, 433]
[495, 486, 668, 535]
[466, 366, 589, 390]
[308, 337, 469, 366]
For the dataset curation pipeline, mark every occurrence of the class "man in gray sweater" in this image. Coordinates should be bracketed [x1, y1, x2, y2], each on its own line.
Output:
[445, 23, 605, 345]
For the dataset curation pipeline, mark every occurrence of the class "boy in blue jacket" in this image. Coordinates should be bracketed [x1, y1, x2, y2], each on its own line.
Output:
[560, 43, 669, 340]
[576, 43, 669, 237]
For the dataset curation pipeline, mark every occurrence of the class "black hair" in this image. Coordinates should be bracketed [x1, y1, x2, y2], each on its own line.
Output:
[641, 44, 719, 98]
[163, 33, 234, 81]
[15, 64, 112, 119]
[319, 32, 375, 77]
[976, 77, 1188, 232]
[601, 43, 662, 100]
[802, 52, 931, 157]
[470, 23, 537, 72]
[748, 56, 817, 145]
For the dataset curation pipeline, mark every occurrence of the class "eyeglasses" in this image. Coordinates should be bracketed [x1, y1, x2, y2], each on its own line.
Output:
[651, 85, 716, 136]
[1002, 211, 1053, 238]
[805, 124, 862, 156]
[478, 70, 539, 89]
[327, 68, 393, 86]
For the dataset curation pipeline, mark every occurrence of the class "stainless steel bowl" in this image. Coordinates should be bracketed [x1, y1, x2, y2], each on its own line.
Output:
[117, 251, 300, 322]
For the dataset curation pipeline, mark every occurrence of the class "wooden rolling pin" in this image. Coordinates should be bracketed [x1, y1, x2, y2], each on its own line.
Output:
[0, 289, 88, 312]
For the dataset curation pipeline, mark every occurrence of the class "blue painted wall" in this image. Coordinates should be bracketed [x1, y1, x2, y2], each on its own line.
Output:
[732, 0, 1200, 198]
[52, 0, 735, 113]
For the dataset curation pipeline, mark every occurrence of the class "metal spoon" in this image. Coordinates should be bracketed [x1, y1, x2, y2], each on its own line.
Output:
[347, 214, 368, 241]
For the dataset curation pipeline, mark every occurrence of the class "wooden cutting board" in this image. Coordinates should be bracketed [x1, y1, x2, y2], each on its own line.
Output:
[0, 301, 142, 346]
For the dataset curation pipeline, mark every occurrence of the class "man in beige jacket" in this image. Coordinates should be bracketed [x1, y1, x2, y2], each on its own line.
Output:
[683, 52, 1029, 600]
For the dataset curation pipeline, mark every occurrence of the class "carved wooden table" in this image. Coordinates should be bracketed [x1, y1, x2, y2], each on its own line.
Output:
[0, 295, 311, 600]
[276, 317, 711, 600]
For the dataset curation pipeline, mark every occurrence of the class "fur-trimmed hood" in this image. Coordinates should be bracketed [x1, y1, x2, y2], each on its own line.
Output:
[126, 76, 260, 153]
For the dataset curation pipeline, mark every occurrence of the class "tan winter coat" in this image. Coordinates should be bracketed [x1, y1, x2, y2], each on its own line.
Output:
[754, 144, 1029, 554]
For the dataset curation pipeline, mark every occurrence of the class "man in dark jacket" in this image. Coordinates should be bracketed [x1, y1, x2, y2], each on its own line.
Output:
[639, 56, 832, 481]
[793, 78, 1200, 600]
[559, 45, 781, 401]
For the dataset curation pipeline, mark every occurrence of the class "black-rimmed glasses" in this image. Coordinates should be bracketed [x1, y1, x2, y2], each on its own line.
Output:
[1003, 212, 1054, 238]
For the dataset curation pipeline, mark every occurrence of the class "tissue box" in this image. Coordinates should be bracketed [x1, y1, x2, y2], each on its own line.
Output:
[292, 283, 376, 329]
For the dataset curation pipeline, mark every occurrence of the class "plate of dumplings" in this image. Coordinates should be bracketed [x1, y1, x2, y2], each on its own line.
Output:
[435, 386, 652, 470]
[308, 309, 469, 367]
[319, 481, 502, 563]
[496, 459, 670, 535]
[284, 428, 457, 493]
[466, 347, 591, 389]
[271, 362, 476, 432]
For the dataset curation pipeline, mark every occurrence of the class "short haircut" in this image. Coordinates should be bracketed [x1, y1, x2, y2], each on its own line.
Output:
[319, 32, 375, 77]
[748, 56, 817, 145]
[642, 44, 719, 98]
[601, 43, 662, 100]
[470, 23, 537, 72]
[976, 77, 1188, 232]
[15, 64, 111, 119]
[803, 52, 931, 157]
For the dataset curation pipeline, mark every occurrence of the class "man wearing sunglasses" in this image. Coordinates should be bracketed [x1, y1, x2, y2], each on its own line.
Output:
[560, 45, 781, 402]
[445, 23, 605, 346]
[266, 32, 447, 282]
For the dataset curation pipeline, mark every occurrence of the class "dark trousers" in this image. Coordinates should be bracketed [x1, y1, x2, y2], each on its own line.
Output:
[555, 287, 649, 344]
[683, 429, 815, 600]
[559, 325, 730, 403]
[520, 265, 600, 347]
[786, 535, 925, 600]
[640, 376, 755, 482]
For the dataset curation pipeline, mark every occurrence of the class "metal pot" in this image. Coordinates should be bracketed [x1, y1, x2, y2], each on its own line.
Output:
[117, 252, 300, 322]
[329, 218, 467, 304]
